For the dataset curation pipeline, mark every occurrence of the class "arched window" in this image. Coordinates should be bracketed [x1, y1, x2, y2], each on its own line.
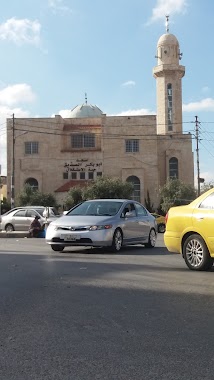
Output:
[126, 176, 141, 202]
[25, 178, 39, 191]
[167, 83, 173, 131]
[169, 157, 178, 178]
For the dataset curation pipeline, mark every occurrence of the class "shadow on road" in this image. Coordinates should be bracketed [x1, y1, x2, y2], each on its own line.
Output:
[63, 245, 170, 256]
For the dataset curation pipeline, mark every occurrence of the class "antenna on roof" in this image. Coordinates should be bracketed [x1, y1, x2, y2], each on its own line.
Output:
[165, 15, 169, 33]
[85, 92, 87, 104]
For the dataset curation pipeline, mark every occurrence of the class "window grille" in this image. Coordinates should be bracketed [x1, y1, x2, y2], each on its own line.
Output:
[71, 134, 95, 148]
[25, 142, 39, 154]
[125, 140, 139, 153]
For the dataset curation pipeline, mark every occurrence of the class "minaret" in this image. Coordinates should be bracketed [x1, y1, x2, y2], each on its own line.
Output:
[153, 16, 185, 134]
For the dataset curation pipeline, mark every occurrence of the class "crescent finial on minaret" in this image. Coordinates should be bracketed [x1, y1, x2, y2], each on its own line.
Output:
[165, 15, 169, 33]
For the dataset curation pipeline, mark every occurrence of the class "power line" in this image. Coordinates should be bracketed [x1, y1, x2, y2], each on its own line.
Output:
[199, 140, 214, 160]
[10, 120, 195, 136]
[8, 117, 195, 126]
[7, 124, 195, 141]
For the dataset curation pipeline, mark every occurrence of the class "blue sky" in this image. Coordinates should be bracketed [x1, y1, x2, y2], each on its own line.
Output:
[0, 0, 213, 185]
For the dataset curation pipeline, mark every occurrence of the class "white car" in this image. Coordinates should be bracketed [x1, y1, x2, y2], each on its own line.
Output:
[46, 199, 157, 252]
[0, 206, 59, 232]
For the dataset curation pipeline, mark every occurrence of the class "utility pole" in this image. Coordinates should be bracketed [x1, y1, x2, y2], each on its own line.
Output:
[11, 113, 15, 209]
[195, 115, 200, 197]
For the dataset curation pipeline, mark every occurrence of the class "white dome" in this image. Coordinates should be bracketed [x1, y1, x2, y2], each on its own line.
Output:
[157, 33, 179, 47]
[69, 104, 105, 118]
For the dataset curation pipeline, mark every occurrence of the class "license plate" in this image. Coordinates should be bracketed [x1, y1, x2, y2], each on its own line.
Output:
[61, 234, 80, 241]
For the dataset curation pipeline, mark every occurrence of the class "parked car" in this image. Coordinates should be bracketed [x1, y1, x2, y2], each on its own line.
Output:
[1, 206, 59, 218]
[46, 199, 157, 252]
[164, 188, 214, 271]
[151, 213, 166, 233]
[0, 206, 59, 232]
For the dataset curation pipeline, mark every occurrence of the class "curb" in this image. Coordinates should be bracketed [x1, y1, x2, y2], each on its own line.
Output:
[0, 232, 29, 238]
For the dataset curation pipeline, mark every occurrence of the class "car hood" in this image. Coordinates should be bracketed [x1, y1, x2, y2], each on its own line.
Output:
[50, 215, 115, 227]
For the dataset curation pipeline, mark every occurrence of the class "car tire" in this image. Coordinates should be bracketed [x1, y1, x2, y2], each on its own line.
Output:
[111, 228, 123, 252]
[5, 224, 15, 232]
[144, 228, 156, 248]
[51, 244, 64, 252]
[183, 234, 213, 271]
[158, 223, 165, 233]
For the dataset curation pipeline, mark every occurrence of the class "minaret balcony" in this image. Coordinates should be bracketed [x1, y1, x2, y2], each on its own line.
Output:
[153, 64, 185, 78]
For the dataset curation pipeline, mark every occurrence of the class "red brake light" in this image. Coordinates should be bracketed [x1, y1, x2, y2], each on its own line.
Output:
[165, 213, 168, 224]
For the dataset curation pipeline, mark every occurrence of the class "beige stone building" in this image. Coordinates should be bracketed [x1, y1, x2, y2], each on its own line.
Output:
[6, 28, 194, 209]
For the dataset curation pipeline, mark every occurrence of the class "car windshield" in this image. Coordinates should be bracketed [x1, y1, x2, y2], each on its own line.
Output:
[66, 201, 123, 216]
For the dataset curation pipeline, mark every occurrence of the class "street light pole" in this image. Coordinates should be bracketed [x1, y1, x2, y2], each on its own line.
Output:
[11, 113, 15, 209]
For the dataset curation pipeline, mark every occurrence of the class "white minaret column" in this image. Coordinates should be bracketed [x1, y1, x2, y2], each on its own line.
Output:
[153, 17, 185, 135]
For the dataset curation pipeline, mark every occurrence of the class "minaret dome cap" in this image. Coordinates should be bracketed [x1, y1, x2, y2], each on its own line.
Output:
[157, 33, 179, 47]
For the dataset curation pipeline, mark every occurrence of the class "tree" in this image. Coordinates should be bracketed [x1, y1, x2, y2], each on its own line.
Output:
[200, 181, 214, 194]
[64, 186, 84, 210]
[17, 184, 58, 207]
[1, 197, 10, 214]
[0, 177, 10, 213]
[159, 178, 196, 214]
[83, 176, 133, 200]
[144, 190, 154, 212]
[63, 176, 134, 209]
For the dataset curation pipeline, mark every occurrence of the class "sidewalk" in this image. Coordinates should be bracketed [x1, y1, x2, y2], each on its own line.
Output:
[0, 231, 31, 238]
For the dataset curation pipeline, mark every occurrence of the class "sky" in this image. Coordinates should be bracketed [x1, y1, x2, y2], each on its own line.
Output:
[0, 0, 214, 185]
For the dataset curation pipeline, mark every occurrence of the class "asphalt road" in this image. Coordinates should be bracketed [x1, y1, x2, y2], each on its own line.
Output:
[1, 235, 214, 380]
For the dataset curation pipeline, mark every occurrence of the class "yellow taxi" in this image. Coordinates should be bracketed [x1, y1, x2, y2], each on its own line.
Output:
[151, 213, 166, 233]
[164, 188, 214, 271]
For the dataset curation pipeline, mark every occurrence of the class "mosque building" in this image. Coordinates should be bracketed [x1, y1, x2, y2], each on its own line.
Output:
[6, 20, 194, 209]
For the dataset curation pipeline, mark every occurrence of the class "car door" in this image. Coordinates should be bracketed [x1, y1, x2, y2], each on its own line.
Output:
[26, 209, 42, 229]
[192, 192, 214, 255]
[121, 202, 139, 243]
[134, 203, 152, 240]
[11, 209, 28, 231]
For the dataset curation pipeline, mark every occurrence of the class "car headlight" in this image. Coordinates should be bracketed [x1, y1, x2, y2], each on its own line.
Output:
[47, 224, 58, 231]
[89, 225, 112, 231]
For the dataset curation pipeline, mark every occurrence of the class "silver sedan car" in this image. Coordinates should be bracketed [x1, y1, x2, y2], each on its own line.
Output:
[46, 199, 157, 252]
[0, 207, 58, 232]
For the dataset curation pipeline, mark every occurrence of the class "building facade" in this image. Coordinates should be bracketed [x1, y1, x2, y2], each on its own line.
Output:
[6, 28, 194, 209]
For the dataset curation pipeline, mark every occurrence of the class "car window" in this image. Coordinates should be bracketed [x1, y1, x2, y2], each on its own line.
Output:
[199, 193, 214, 209]
[26, 210, 39, 218]
[50, 207, 60, 216]
[121, 203, 136, 217]
[35, 208, 45, 216]
[134, 203, 148, 216]
[13, 210, 26, 217]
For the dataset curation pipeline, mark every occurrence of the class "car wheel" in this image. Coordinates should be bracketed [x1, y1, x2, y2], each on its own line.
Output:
[51, 245, 64, 252]
[158, 223, 165, 233]
[111, 229, 123, 252]
[183, 234, 213, 271]
[144, 229, 156, 248]
[5, 224, 14, 232]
